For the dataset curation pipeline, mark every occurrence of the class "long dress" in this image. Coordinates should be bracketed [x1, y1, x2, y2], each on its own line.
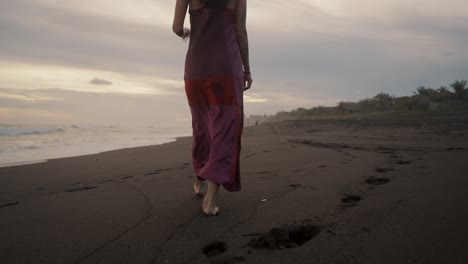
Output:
[184, 3, 243, 192]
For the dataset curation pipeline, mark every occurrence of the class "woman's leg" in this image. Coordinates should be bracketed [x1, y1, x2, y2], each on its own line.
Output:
[202, 180, 220, 215]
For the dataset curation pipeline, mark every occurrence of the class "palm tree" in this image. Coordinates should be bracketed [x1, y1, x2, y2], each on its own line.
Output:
[414, 86, 439, 100]
[374, 92, 394, 111]
[450, 80, 467, 100]
[436, 86, 453, 102]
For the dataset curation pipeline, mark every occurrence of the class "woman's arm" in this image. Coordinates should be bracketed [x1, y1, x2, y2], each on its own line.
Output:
[236, 0, 253, 90]
[173, 0, 190, 39]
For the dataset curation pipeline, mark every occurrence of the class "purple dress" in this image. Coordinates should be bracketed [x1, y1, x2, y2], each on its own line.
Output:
[184, 4, 244, 192]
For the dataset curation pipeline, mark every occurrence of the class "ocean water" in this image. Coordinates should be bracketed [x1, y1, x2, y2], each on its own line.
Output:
[0, 124, 192, 168]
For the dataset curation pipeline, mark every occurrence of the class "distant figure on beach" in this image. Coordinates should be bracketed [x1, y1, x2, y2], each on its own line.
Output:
[173, 0, 252, 216]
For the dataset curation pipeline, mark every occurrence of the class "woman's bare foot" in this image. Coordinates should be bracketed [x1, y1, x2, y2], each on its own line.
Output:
[202, 201, 219, 216]
[202, 180, 220, 216]
[193, 180, 204, 197]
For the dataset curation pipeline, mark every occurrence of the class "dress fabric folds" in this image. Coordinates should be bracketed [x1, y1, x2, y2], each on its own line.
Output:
[184, 5, 244, 192]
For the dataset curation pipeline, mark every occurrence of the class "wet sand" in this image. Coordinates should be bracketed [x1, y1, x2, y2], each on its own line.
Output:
[1, 114, 468, 263]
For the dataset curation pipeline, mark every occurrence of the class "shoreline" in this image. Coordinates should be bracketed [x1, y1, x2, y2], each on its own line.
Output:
[0, 134, 192, 169]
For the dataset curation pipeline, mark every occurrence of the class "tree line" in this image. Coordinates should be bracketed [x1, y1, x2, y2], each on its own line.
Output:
[246, 80, 468, 125]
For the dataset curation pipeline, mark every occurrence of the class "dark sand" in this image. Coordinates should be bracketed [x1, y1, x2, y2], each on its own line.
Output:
[1, 114, 468, 264]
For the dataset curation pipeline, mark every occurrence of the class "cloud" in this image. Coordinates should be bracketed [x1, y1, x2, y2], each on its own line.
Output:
[90, 78, 113, 86]
[0, 0, 467, 124]
[0, 61, 183, 95]
[0, 87, 192, 127]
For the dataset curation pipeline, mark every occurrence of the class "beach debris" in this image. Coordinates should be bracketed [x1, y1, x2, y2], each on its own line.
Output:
[202, 241, 227, 257]
[364, 176, 390, 185]
[341, 194, 362, 204]
[0, 201, 20, 208]
[64, 186, 97, 192]
[248, 224, 320, 250]
[261, 199, 267, 202]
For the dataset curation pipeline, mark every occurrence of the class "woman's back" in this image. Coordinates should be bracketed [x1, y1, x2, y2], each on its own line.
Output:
[189, 0, 237, 10]
[184, 0, 242, 80]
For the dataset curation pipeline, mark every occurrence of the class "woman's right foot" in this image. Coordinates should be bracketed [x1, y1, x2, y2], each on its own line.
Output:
[202, 205, 219, 216]
[202, 199, 219, 216]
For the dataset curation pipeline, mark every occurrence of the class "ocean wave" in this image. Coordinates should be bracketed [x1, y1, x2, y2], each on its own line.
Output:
[0, 126, 66, 137]
[0, 145, 40, 153]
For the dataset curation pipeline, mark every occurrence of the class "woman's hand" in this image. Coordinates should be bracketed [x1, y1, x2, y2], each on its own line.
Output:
[181, 28, 190, 40]
[244, 72, 253, 91]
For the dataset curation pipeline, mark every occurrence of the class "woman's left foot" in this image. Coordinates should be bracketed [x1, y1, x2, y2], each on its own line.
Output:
[193, 181, 204, 197]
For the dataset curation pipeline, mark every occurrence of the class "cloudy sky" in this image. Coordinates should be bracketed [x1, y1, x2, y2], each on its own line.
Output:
[1, 0, 467, 127]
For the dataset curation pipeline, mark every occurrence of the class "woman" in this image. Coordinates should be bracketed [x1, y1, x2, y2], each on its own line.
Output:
[173, 0, 253, 216]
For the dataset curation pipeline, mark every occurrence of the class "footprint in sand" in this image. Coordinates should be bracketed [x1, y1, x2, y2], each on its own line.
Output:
[0, 201, 20, 208]
[247, 224, 320, 249]
[64, 186, 97, 193]
[243, 153, 256, 159]
[202, 241, 228, 257]
[341, 194, 362, 204]
[375, 167, 393, 173]
[214, 256, 247, 263]
[395, 160, 412, 165]
[364, 176, 390, 185]
[98, 179, 113, 184]
[291, 168, 305, 172]
[143, 171, 159, 176]
[257, 170, 278, 174]
[446, 147, 465, 151]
